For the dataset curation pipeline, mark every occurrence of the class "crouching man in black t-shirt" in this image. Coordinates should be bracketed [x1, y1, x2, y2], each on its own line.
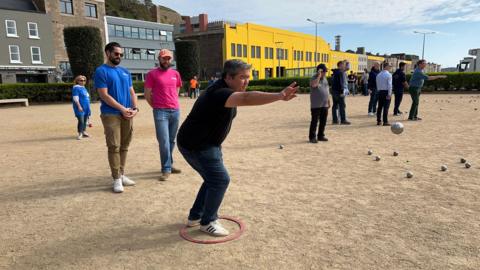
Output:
[177, 59, 298, 236]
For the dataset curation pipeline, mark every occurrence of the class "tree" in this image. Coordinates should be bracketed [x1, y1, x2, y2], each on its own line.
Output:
[174, 40, 200, 83]
[63, 26, 104, 81]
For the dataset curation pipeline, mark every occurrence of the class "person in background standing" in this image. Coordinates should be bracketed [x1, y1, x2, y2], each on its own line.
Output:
[392, 62, 408, 116]
[144, 49, 183, 181]
[348, 71, 357, 96]
[72, 75, 91, 140]
[375, 62, 393, 126]
[189, 75, 198, 99]
[309, 64, 330, 143]
[367, 62, 380, 116]
[361, 68, 369, 96]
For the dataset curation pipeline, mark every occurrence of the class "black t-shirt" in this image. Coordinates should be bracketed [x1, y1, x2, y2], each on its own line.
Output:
[392, 69, 406, 90]
[177, 79, 236, 150]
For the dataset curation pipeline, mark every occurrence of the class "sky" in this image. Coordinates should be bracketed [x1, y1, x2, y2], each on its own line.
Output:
[153, 0, 480, 68]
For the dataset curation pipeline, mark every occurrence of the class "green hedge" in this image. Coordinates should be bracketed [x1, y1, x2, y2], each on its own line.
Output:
[1, 73, 478, 103]
[0, 82, 146, 103]
[0, 83, 73, 102]
[249, 72, 480, 92]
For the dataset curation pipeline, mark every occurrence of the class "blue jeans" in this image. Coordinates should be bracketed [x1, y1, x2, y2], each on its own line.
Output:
[368, 89, 378, 113]
[153, 109, 180, 173]
[178, 145, 230, 226]
[76, 115, 88, 133]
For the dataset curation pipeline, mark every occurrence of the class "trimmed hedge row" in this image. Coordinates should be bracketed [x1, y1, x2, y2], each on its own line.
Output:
[248, 72, 480, 92]
[1, 72, 478, 103]
[0, 82, 146, 103]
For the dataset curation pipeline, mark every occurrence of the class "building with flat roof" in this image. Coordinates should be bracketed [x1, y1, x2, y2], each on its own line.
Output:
[105, 16, 175, 81]
[0, 0, 56, 83]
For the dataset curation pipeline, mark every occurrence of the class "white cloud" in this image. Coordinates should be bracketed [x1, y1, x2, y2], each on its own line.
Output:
[153, 0, 480, 27]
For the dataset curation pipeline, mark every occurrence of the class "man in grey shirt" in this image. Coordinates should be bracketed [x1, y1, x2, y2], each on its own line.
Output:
[309, 64, 331, 143]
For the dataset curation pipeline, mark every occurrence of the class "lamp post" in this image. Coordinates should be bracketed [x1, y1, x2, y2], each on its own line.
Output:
[307, 18, 324, 66]
[413, 30, 436, 59]
[275, 41, 284, 78]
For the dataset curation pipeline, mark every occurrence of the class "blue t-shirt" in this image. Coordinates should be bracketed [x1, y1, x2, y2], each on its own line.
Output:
[94, 64, 133, 115]
[409, 68, 429, 88]
[72, 85, 91, 117]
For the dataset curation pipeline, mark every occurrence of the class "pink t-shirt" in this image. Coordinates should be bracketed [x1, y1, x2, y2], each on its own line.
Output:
[144, 68, 182, 109]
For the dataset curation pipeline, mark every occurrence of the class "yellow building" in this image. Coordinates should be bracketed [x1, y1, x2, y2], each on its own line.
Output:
[176, 19, 413, 80]
[330, 51, 360, 73]
[224, 23, 333, 79]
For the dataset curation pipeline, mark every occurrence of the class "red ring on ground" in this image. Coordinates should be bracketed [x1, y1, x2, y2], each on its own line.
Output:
[179, 216, 246, 244]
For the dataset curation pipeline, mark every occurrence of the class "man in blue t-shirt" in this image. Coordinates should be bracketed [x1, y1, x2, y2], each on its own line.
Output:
[408, 60, 446, 121]
[94, 42, 139, 193]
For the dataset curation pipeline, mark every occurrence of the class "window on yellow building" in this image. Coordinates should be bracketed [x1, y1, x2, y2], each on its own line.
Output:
[285, 49, 288, 60]
[269, 48, 273, 59]
[237, 44, 242, 57]
[243, 45, 247, 58]
[251, 46, 256, 58]
[231, 43, 235, 57]
[256, 46, 261, 58]
[300, 51, 304, 61]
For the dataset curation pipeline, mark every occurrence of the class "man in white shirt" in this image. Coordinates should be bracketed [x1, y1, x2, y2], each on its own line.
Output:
[375, 62, 393, 126]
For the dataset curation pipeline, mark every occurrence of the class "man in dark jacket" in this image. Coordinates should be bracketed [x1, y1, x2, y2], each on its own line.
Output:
[331, 61, 350, 125]
[368, 62, 380, 116]
[392, 62, 408, 115]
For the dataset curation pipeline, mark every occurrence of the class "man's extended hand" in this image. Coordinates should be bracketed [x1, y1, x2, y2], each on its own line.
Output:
[280, 82, 298, 101]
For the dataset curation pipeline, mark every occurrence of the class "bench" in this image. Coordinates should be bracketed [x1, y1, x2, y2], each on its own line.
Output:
[0, 98, 29, 107]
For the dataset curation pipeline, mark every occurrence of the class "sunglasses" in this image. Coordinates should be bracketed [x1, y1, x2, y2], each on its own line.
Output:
[113, 52, 124, 57]
[78, 79, 86, 82]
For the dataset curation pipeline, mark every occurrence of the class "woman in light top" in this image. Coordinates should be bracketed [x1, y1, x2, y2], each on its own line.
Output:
[72, 75, 91, 140]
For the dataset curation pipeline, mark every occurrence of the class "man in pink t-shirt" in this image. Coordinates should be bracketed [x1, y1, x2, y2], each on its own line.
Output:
[145, 49, 183, 181]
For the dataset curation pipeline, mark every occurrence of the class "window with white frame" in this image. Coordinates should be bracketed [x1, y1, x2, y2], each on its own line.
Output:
[6, 20, 18, 37]
[28, 22, 39, 38]
[9, 45, 21, 63]
[31, 46, 42, 64]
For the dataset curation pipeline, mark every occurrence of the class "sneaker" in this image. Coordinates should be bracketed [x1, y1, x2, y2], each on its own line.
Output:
[200, 220, 230, 237]
[82, 132, 90, 138]
[332, 121, 339, 125]
[186, 218, 201, 227]
[383, 122, 391, 126]
[368, 112, 374, 116]
[309, 138, 318, 143]
[171, 167, 182, 174]
[377, 121, 381, 126]
[113, 178, 124, 193]
[408, 118, 416, 121]
[340, 121, 351, 125]
[121, 175, 136, 186]
[415, 117, 422, 121]
[318, 137, 328, 142]
[159, 172, 170, 181]
[76, 133, 82, 140]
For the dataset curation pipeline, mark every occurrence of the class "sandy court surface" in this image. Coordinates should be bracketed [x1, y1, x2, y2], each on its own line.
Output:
[0, 93, 479, 270]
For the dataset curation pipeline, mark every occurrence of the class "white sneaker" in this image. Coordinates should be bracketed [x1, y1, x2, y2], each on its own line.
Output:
[77, 133, 82, 140]
[113, 178, 124, 193]
[121, 175, 136, 186]
[200, 220, 230, 236]
[186, 218, 201, 227]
